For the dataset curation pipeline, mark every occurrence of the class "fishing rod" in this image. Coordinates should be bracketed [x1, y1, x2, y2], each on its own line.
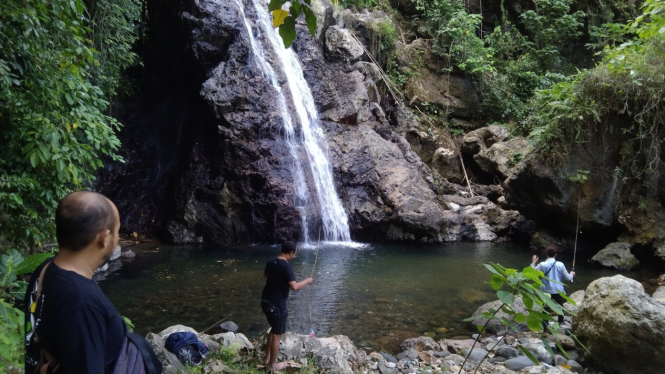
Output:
[571, 195, 581, 283]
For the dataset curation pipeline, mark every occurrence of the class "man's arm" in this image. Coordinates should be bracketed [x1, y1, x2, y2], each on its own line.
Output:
[559, 263, 575, 282]
[289, 278, 313, 291]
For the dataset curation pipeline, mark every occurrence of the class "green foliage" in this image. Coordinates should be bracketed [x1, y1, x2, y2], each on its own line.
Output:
[337, 0, 387, 11]
[367, 19, 398, 63]
[567, 170, 591, 184]
[0, 250, 54, 371]
[459, 263, 584, 373]
[269, 0, 317, 48]
[123, 316, 135, 332]
[508, 151, 523, 167]
[0, 0, 140, 252]
[414, 0, 493, 76]
[525, 0, 665, 180]
[520, 0, 585, 71]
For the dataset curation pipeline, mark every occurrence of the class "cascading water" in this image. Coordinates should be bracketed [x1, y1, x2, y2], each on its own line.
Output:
[233, 0, 352, 242]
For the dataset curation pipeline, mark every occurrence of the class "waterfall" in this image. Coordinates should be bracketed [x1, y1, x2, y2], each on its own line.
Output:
[233, 0, 352, 242]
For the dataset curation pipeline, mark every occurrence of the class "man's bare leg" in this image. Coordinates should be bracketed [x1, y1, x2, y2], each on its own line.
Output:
[269, 333, 287, 372]
[264, 332, 273, 365]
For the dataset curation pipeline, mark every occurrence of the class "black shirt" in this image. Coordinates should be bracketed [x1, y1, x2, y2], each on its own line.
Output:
[261, 257, 296, 309]
[24, 259, 125, 374]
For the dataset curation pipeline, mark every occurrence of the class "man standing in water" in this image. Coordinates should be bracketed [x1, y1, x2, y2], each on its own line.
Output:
[261, 241, 313, 372]
[531, 245, 576, 331]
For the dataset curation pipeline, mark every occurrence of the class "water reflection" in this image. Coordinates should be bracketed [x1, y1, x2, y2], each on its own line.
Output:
[100, 242, 657, 353]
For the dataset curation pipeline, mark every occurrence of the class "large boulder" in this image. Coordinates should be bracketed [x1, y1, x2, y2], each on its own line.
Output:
[574, 275, 665, 374]
[653, 286, 665, 304]
[394, 39, 480, 119]
[562, 290, 585, 315]
[590, 242, 639, 270]
[325, 26, 365, 62]
[473, 137, 530, 181]
[461, 125, 509, 156]
[278, 332, 361, 374]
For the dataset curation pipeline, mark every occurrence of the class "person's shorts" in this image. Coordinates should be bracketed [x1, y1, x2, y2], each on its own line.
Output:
[261, 300, 288, 335]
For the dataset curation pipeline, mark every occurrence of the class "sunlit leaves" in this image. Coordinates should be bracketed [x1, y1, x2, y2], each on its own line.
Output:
[269, 0, 317, 48]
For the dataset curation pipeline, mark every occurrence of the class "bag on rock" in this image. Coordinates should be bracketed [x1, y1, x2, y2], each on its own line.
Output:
[165, 332, 209, 365]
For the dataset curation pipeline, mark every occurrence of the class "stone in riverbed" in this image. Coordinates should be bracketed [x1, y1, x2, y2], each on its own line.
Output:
[517, 366, 575, 373]
[524, 342, 553, 365]
[440, 339, 474, 354]
[548, 334, 575, 350]
[590, 242, 639, 270]
[396, 348, 419, 361]
[653, 285, 665, 304]
[461, 347, 488, 363]
[566, 360, 583, 373]
[496, 345, 519, 358]
[562, 290, 584, 315]
[380, 352, 397, 362]
[504, 356, 536, 371]
[400, 336, 440, 352]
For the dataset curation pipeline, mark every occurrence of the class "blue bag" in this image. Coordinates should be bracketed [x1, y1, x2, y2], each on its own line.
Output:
[164, 332, 209, 366]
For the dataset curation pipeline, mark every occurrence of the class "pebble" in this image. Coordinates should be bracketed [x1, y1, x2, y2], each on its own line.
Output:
[567, 360, 583, 373]
[386, 362, 396, 368]
[504, 356, 536, 371]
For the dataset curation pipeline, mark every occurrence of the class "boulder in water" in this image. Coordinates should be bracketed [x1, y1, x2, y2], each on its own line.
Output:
[574, 275, 665, 374]
[590, 242, 639, 270]
[399, 336, 440, 352]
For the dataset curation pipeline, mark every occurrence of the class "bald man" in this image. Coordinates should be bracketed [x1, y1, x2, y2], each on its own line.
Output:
[24, 191, 126, 373]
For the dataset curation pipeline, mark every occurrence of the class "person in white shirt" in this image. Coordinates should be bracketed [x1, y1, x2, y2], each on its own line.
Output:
[531, 246, 576, 331]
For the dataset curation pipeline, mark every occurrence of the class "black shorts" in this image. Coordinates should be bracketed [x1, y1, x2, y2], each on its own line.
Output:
[261, 300, 288, 335]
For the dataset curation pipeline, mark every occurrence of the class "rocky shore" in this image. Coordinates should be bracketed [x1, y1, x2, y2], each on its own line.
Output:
[145, 274, 665, 374]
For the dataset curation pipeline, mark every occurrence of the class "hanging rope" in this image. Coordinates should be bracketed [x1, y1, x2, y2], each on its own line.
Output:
[307, 228, 321, 337]
[571, 194, 581, 282]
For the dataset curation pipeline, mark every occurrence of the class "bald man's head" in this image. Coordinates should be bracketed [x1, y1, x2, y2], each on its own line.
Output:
[56, 191, 118, 252]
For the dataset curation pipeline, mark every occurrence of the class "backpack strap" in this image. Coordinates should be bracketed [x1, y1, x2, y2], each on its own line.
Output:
[543, 261, 558, 277]
[33, 261, 61, 374]
[127, 332, 162, 374]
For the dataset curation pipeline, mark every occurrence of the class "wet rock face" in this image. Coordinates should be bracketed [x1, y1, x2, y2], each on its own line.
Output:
[574, 275, 665, 374]
[100, 0, 531, 244]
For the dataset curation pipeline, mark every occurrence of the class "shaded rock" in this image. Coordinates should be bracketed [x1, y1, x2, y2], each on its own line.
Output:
[496, 345, 519, 359]
[461, 347, 488, 363]
[396, 348, 419, 361]
[549, 334, 575, 350]
[394, 39, 479, 119]
[566, 360, 583, 373]
[529, 231, 569, 254]
[574, 275, 665, 374]
[400, 336, 440, 352]
[473, 137, 529, 180]
[653, 286, 665, 304]
[120, 249, 136, 259]
[206, 320, 239, 335]
[210, 332, 252, 351]
[279, 332, 360, 374]
[524, 342, 552, 365]
[562, 290, 584, 315]
[440, 339, 474, 354]
[554, 355, 567, 366]
[504, 356, 537, 371]
[590, 242, 639, 270]
[461, 125, 509, 156]
[379, 352, 397, 363]
[325, 26, 364, 62]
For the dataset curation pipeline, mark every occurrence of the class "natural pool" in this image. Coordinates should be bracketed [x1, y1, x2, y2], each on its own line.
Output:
[101, 242, 656, 352]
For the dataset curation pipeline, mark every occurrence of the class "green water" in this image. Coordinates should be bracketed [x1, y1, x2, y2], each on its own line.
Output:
[100, 242, 655, 352]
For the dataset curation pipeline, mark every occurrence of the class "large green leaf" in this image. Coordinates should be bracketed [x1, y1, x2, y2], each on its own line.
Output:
[514, 313, 527, 323]
[490, 273, 506, 290]
[268, 0, 285, 11]
[536, 289, 564, 315]
[496, 290, 515, 305]
[9, 280, 28, 300]
[526, 312, 543, 332]
[302, 5, 317, 36]
[0, 250, 23, 287]
[14, 253, 53, 275]
[278, 16, 297, 48]
[557, 290, 577, 307]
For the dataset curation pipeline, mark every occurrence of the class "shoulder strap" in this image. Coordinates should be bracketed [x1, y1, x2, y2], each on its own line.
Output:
[34, 261, 52, 304]
[543, 261, 558, 276]
[127, 332, 162, 374]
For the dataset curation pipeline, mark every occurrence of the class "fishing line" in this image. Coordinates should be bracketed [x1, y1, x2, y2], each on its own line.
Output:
[572, 194, 581, 282]
[307, 228, 321, 337]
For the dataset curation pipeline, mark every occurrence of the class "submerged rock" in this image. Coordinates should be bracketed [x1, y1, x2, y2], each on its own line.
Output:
[590, 242, 639, 270]
[574, 275, 665, 374]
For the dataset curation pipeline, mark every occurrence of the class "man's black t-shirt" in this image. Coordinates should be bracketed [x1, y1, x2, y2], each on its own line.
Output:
[261, 258, 296, 309]
[24, 259, 124, 374]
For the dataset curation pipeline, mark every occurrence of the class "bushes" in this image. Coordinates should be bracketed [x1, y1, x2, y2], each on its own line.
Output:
[0, 0, 140, 252]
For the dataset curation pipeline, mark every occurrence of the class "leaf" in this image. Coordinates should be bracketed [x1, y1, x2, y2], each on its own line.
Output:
[9, 280, 28, 300]
[476, 324, 485, 332]
[555, 342, 569, 359]
[278, 16, 297, 48]
[30, 152, 38, 168]
[541, 337, 555, 358]
[517, 345, 540, 365]
[490, 273, 505, 290]
[514, 313, 527, 323]
[289, 1, 301, 17]
[268, 0, 284, 11]
[536, 290, 564, 315]
[557, 290, 577, 307]
[526, 312, 542, 332]
[302, 5, 317, 36]
[496, 290, 515, 305]
[65, 93, 74, 105]
[272, 9, 289, 28]
[14, 253, 53, 275]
